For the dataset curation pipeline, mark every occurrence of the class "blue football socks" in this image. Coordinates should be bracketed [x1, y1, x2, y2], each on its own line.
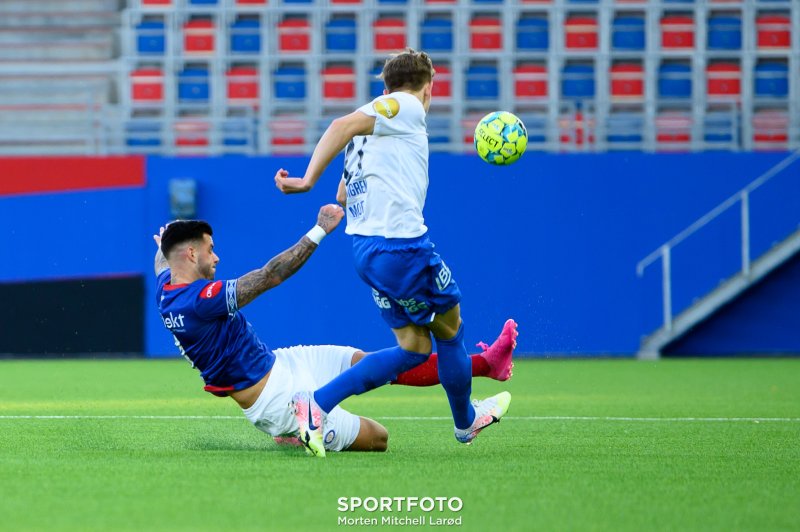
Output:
[435, 323, 475, 430]
[314, 346, 429, 413]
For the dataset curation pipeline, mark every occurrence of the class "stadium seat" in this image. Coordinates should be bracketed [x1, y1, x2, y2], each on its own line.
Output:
[270, 115, 306, 152]
[513, 64, 547, 99]
[612, 16, 645, 51]
[757, 15, 791, 49]
[369, 65, 384, 98]
[661, 15, 694, 49]
[606, 112, 644, 150]
[136, 20, 165, 55]
[178, 67, 210, 103]
[189, 0, 218, 5]
[421, 18, 453, 52]
[230, 19, 261, 54]
[708, 16, 741, 50]
[516, 17, 548, 51]
[559, 109, 595, 149]
[125, 120, 162, 150]
[322, 65, 356, 101]
[226, 66, 259, 107]
[183, 19, 215, 56]
[278, 18, 311, 54]
[706, 63, 741, 99]
[222, 118, 255, 151]
[703, 109, 737, 149]
[754, 62, 789, 98]
[658, 63, 692, 99]
[374, 18, 406, 51]
[465, 64, 499, 99]
[564, 16, 598, 50]
[236, 0, 266, 4]
[326, 18, 357, 52]
[427, 115, 451, 146]
[655, 111, 692, 151]
[131, 68, 164, 103]
[561, 64, 595, 99]
[175, 119, 210, 149]
[274, 66, 306, 100]
[141, 0, 172, 5]
[330, 0, 362, 3]
[752, 109, 789, 151]
[469, 17, 502, 51]
[610, 63, 644, 101]
[431, 64, 451, 99]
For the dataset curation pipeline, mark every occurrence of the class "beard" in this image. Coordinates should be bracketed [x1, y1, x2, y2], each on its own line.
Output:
[199, 262, 216, 280]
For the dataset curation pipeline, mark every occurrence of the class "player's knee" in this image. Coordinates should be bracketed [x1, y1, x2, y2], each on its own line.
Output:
[372, 424, 389, 452]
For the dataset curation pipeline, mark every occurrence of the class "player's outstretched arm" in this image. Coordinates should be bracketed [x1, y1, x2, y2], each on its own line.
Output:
[274, 110, 375, 195]
[152, 226, 169, 276]
[235, 205, 344, 308]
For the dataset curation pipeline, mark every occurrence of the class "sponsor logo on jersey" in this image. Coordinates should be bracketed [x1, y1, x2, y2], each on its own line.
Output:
[162, 312, 186, 329]
[373, 97, 399, 119]
[200, 280, 223, 299]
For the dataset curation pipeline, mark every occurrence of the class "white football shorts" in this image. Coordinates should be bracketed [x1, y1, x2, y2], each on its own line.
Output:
[242, 344, 361, 452]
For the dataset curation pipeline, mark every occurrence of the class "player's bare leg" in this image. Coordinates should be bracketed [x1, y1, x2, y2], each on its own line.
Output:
[345, 417, 389, 452]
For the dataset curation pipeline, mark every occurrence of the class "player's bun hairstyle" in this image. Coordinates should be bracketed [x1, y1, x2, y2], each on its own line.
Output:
[381, 48, 434, 93]
[160, 220, 213, 258]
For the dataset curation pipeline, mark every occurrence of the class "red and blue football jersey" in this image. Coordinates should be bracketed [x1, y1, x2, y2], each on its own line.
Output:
[156, 269, 275, 393]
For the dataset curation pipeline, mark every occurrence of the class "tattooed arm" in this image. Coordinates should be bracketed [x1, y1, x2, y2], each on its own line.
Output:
[235, 204, 344, 309]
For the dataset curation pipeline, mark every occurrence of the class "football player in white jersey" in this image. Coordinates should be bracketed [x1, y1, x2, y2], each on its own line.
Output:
[274, 49, 512, 458]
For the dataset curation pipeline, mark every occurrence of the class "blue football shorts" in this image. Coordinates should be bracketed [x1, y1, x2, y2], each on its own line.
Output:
[352, 234, 462, 329]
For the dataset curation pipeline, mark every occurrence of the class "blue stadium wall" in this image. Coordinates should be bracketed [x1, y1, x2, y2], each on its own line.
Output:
[1, 152, 798, 357]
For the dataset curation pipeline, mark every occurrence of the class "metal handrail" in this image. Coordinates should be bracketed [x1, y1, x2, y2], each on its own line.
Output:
[636, 148, 800, 331]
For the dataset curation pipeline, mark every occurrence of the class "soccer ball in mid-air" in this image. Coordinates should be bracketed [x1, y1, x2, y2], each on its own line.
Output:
[474, 111, 528, 165]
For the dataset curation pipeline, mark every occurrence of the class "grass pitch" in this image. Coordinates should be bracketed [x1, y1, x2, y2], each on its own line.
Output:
[0, 358, 799, 531]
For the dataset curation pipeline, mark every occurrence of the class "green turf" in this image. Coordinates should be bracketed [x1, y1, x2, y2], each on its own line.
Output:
[1, 359, 799, 531]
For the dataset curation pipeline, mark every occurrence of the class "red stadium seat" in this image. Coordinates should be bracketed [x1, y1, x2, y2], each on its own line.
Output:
[270, 115, 306, 153]
[757, 15, 791, 50]
[331, 0, 362, 3]
[278, 18, 311, 53]
[610, 63, 644, 101]
[706, 63, 741, 99]
[470, 17, 502, 51]
[175, 120, 210, 148]
[142, 0, 172, 5]
[661, 15, 694, 49]
[752, 110, 789, 151]
[565, 16, 598, 50]
[131, 68, 164, 103]
[374, 18, 406, 52]
[655, 111, 692, 152]
[184, 19, 215, 55]
[236, 0, 266, 4]
[513, 64, 547, 99]
[322, 65, 356, 101]
[431, 65, 451, 99]
[226, 66, 259, 107]
[559, 110, 595, 149]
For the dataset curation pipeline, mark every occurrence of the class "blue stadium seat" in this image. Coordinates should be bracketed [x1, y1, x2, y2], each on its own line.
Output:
[658, 64, 691, 98]
[612, 17, 644, 51]
[369, 65, 384, 98]
[136, 20, 165, 54]
[704, 111, 736, 146]
[465, 65, 499, 99]
[274, 66, 306, 100]
[326, 18, 356, 52]
[125, 121, 162, 148]
[222, 119, 254, 148]
[516, 18, 548, 51]
[178, 68, 210, 102]
[189, 0, 217, 4]
[754, 62, 789, 98]
[708, 16, 742, 50]
[421, 19, 453, 52]
[607, 113, 644, 148]
[561, 64, 595, 99]
[230, 19, 261, 54]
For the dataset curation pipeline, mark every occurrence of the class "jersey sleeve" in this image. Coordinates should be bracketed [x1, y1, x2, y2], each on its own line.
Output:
[357, 93, 422, 138]
[193, 279, 239, 320]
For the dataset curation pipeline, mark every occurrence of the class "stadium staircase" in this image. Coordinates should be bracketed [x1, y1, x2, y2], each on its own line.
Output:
[0, 0, 122, 155]
[636, 149, 800, 359]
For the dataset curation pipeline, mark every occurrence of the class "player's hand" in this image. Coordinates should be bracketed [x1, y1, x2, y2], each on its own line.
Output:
[274, 168, 311, 194]
[153, 226, 166, 249]
[317, 204, 344, 234]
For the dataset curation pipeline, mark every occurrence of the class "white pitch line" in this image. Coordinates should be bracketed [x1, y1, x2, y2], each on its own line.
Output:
[0, 415, 798, 422]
